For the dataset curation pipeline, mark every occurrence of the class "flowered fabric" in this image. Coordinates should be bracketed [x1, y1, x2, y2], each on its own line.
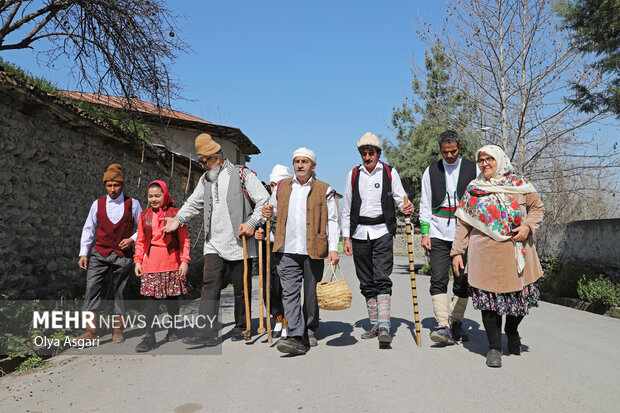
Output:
[140, 270, 188, 299]
[470, 282, 539, 316]
[455, 144, 537, 273]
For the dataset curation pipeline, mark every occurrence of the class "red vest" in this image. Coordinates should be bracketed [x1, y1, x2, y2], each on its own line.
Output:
[94, 196, 134, 258]
[140, 207, 180, 256]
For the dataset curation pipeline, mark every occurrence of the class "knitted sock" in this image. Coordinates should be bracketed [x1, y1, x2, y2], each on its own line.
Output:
[431, 293, 450, 327]
[449, 296, 468, 323]
[377, 294, 391, 330]
[366, 297, 378, 326]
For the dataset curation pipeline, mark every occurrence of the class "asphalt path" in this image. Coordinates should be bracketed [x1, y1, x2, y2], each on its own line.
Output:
[1, 255, 619, 412]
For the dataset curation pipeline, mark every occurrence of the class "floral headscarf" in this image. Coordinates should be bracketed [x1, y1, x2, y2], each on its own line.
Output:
[455, 145, 536, 272]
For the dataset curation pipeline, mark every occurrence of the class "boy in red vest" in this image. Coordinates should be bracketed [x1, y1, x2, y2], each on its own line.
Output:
[76, 164, 142, 342]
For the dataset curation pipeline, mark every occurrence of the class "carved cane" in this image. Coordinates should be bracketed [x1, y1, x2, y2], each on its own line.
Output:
[404, 197, 422, 347]
[242, 235, 251, 341]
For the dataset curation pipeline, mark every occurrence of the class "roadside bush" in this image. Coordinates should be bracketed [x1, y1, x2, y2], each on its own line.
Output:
[539, 257, 597, 299]
[577, 275, 620, 308]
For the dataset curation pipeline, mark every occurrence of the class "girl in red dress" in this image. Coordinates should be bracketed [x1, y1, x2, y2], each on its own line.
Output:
[134, 180, 190, 352]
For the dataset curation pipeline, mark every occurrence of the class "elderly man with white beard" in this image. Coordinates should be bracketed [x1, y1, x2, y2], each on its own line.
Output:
[161, 133, 269, 345]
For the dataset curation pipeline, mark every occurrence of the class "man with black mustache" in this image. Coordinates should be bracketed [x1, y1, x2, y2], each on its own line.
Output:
[341, 132, 413, 345]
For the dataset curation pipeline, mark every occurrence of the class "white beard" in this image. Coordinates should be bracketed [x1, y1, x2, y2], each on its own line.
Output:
[206, 165, 221, 182]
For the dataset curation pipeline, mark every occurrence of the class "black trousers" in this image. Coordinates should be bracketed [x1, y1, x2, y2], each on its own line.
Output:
[429, 237, 469, 298]
[196, 253, 250, 338]
[352, 233, 394, 298]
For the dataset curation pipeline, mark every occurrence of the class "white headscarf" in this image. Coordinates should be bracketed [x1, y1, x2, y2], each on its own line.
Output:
[469, 145, 536, 194]
[269, 164, 293, 184]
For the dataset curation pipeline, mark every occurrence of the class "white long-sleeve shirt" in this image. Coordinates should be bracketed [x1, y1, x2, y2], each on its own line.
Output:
[269, 177, 340, 255]
[341, 162, 408, 240]
[79, 193, 142, 256]
[176, 160, 269, 260]
[419, 156, 462, 241]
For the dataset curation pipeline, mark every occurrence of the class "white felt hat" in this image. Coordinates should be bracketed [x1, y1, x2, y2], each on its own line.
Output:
[357, 131, 381, 149]
[269, 164, 293, 183]
[292, 147, 316, 163]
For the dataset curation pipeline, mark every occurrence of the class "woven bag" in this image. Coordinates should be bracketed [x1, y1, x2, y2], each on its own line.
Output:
[316, 264, 352, 310]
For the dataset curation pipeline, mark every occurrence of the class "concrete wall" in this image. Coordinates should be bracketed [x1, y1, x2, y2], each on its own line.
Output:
[0, 80, 206, 299]
[536, 219, 620, 281]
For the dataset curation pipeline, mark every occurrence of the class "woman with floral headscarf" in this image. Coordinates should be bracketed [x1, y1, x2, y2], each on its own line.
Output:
[451, 145, 544, 368]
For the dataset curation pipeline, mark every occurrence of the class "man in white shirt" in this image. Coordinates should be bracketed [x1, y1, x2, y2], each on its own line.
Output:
[341, 132, 413, 344]
[419, 130, 477, 344]
[162, 133, 269, 346]
[263, 147, 340, 355]
[77, 164, 142, 342]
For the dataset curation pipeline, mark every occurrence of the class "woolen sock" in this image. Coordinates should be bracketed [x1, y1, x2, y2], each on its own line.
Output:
[431, 293, 450, 327]
[365, 297, 378, 326]
[377, 294, 391, 330]
[481, 310, 502, 350]
[450, 296, 469, 323]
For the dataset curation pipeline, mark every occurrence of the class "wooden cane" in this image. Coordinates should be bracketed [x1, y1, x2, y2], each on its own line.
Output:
[257, 237, 266, 334]
[242, 235, 251, 340]
[404, 197, 422, 347]
[265, 220, 273, 344]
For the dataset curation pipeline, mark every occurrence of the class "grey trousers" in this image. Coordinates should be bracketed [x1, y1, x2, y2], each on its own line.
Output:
[276, 253, 323, 338]
[81, 250, 132, 314]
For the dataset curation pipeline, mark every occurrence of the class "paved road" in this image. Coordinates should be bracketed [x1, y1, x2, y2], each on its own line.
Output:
[2, 256, 619, 412]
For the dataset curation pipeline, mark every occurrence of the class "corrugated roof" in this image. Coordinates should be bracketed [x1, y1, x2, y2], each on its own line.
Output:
[60, 91, 260, 156]
[60, 91, 212, 124]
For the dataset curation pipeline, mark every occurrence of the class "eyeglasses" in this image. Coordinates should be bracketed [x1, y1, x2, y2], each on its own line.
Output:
[199, 155, 217, 166]
[477, 157, 496, 165]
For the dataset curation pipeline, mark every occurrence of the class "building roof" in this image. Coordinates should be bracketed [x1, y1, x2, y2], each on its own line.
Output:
[60, 91, 260, 155]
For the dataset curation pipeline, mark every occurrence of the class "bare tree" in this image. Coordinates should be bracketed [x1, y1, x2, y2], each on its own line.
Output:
[417, 0, 619, 223]
[0, 0, 186, 108]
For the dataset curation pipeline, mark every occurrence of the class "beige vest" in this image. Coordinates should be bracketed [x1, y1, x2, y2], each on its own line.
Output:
[273, 178, 329, 259]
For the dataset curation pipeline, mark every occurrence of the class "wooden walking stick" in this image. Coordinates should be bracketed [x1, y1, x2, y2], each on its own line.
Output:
[242, 235, 251, 340]
[257, 237, 266, 334]
[265, 220, 273, 344]
[404, 197, 422, 347]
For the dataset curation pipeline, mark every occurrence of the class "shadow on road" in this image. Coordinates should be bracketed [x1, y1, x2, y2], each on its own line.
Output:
[316, 321, 358, 347]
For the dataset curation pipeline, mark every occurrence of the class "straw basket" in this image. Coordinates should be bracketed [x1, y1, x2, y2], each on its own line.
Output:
[316, 264, 352, 310]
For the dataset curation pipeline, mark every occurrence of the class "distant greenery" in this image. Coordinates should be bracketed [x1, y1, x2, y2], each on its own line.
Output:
[577, 275, 620, 307]
[0, 57, 152, 140]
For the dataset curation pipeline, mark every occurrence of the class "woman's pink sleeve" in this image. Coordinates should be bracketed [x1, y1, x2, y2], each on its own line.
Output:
[134, 216, 145, 264]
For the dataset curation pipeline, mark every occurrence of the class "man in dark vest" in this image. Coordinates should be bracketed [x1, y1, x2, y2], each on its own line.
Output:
[342, 132, 413, 344]
[77, 164, 142, 342]
[161, 133, 269, 346]
[263, 147, 340, 355]
[420, 130, 477, 344]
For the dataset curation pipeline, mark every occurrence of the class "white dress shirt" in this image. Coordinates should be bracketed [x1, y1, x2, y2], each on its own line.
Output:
[79, 193, 142, 256]
[269, 176, 340, 255]
[419, 156, 462, 241]
[341, 162, 408, 240]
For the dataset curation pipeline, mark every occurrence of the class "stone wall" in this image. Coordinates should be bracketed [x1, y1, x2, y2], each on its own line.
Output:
[536, 219, 620, 282]
[0, 74, 206, 299]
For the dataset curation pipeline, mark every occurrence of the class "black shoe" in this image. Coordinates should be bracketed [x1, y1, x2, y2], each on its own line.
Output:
[135, 336, 157, 353]
[276, 337, 308, 355]
[182, 336, 219, 347]
[361, 325, 379, 339]
[506, 334, 521, 355]
[231, 329, 245, 342]
[378, 327, 392, 344]
[486, 349, 502, 368]
[451, 321, 469, 342]
[165, 330, 178, 342]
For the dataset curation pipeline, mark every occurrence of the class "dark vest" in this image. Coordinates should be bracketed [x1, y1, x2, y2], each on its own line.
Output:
[428, 158, 477, 212]
[94, 196, 134, 258]
[140, 207, 180, 256]
[350, 162, 396, 236]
